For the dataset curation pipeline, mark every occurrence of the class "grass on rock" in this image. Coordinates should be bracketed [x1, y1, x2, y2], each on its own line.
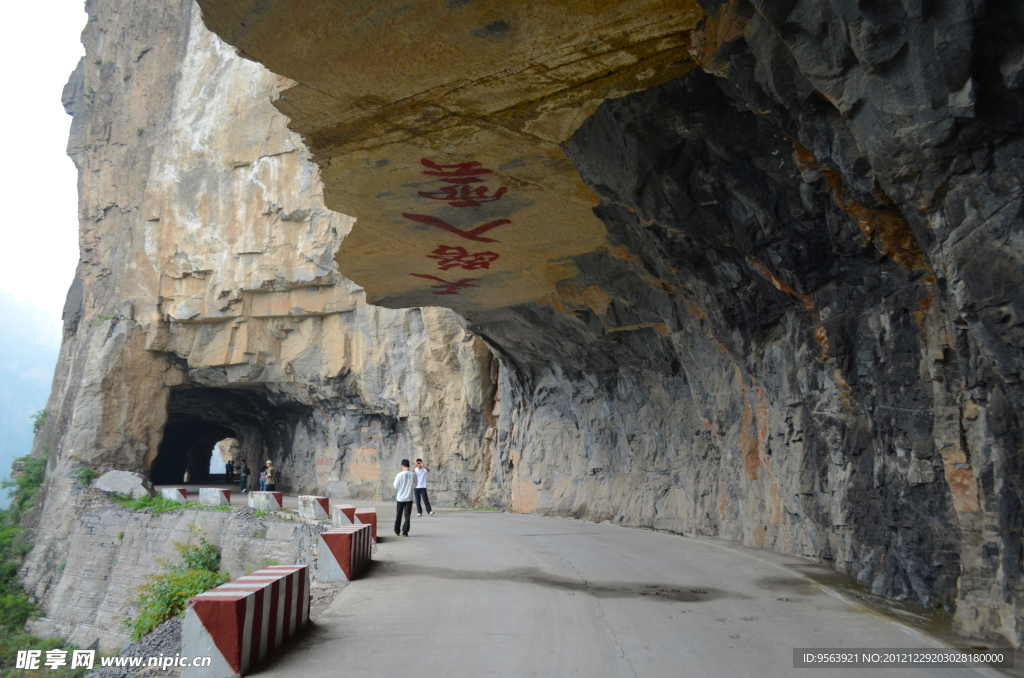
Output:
[125, 535, 230, 641]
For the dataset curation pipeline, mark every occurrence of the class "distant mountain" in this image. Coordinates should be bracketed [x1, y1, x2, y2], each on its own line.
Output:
[0, 293, 60, 508]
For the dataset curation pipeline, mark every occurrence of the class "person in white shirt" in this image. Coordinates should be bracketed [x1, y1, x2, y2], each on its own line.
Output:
[393, 459, 416, 537]
[414, 458, 434, 516]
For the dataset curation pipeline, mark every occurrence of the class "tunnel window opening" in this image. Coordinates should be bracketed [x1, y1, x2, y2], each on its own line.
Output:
[149, 386, 310, 490]
[151, 420, 237, 485]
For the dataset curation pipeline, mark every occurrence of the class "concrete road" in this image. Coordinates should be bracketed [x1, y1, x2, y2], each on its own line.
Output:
[252, 506, 1002, 678]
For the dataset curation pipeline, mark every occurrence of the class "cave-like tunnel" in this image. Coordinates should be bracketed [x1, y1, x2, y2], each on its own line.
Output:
[150, 386, 312, 487]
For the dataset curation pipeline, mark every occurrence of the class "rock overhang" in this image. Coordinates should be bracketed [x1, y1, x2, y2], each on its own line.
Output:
[195, 0, 709, 313]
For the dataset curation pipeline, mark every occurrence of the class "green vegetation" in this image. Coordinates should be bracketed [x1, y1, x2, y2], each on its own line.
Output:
[471, 506, 500, 512]
[31, 409, 47, 434]
[111, 494, 197, 516]
[0, 457, 92, 676]
[253, 530, 266, 539]
[73, 466, 96, 485]
[118, 532, 125, 541]
[125, 536, 230, 641]
[207, 504, 233, 512]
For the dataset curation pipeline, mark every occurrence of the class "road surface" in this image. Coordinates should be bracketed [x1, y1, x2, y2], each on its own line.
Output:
[246, 505, 1004, 678]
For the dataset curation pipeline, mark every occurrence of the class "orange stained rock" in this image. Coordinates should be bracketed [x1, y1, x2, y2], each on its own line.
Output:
[196, 0, 709, 314]
[604, 321, 669, 337]
[349, 447, 380, 482]
[746, 254, 829, 359]
[735, 365, 761, 480]
[687, 0, 749, 75]
[792, 141, 931, 273]
[558, 284, 614, 315]
[684, 300, 706, 320]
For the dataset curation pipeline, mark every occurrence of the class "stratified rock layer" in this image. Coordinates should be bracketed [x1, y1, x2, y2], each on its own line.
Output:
[194, 0, 1024, 646]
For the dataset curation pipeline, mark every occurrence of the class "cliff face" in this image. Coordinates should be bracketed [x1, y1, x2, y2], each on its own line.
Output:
[195, 0, 1024, 647]
[22, 0, 501, 644]
[24, 0, 1024, 651]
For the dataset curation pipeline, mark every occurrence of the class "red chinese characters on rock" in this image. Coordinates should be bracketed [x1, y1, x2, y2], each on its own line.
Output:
[402, 213, 510, 243]
[419, 159, 492, 182]
[418, 184, 509, 208]
[406, 158, 512, 295]
[409, 274, 480, 295]
[426, 245, 499, 271]
[417, 158, 509, 208]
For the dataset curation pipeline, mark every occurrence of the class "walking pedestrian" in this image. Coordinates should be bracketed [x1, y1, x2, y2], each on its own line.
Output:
[259, 466, 267, 492]
[393, 459, 415, 537]
[265, 460, 277, 491]
[414, 458, 434, 516]
[240, 461, 251, 494]
[225, 460, 234, 485]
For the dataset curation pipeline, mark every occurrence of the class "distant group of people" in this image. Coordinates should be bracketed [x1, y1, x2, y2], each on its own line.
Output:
[393, 458, 433, 536]
[218, 455, 436, 537]
[224, 460, 276, 494]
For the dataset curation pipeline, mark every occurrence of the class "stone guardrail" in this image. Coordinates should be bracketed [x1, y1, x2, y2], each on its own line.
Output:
[297, 495, 329, 521]
[330, 503, 355, 525]
[318, 524, 372, 582]
[199, 488, 231, 506]
[356, 508, 377, 543]
[248, 491, 283, 511]
[182, 565, 309, 678]
[161, 487, 188, 504]
[332, 504, 377, 543]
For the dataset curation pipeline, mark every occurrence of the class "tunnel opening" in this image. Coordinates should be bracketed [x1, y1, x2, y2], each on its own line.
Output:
[150, 385, 312, 488]
[151, 420, 236, 484]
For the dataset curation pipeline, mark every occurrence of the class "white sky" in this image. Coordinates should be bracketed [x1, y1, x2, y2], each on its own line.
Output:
[0, 2, 87, 330]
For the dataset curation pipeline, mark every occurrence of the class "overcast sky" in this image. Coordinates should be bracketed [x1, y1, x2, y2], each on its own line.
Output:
[0, 2, 87, 336]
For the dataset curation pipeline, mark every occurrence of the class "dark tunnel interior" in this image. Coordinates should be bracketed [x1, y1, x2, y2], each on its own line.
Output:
[150, 386, 310, 487]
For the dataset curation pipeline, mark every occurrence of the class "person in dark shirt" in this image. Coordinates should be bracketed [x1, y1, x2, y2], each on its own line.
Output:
[239, 462, 251, 494]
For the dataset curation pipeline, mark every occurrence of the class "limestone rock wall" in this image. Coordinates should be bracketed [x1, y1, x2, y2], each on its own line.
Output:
[192, 0, 1024, 648]
[22, 0, 500, 646]
[22, 0, 1024, 654]
[28, 492, 324, 651]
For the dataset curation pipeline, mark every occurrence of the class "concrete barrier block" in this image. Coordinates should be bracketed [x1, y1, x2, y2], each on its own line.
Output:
[317, 525, 372, 582]
[248, 491, 283, 511]
[297, 495, 329, 521]
[331, 503, 356, 526]
[354, 508, 377, 543]
[161, 487, 188, 504]
[182, 565, 309, 678]
[199, 488, 231, 506]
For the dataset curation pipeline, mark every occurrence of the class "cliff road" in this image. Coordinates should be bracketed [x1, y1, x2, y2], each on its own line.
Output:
[265, 505, 1004, 678]
[17, 0, 1024, 667]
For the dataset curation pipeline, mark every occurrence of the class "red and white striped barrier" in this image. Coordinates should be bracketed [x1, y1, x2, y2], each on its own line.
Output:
[161, 487, 188, 504]
[297, 495, 329, 521]
[182, 565, 309, 678]
[331, 503, 356, 526]
[248, 491, 283, 511]
[355, 508, 377, 543]
[199, 488, 231, 506]
[317, 524, 372, 582]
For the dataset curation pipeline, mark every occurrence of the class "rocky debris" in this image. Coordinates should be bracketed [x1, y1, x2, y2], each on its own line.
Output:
[86, 617, 182, 678]
[308, 582, 345, 621]
[94, 471, 155, 500]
